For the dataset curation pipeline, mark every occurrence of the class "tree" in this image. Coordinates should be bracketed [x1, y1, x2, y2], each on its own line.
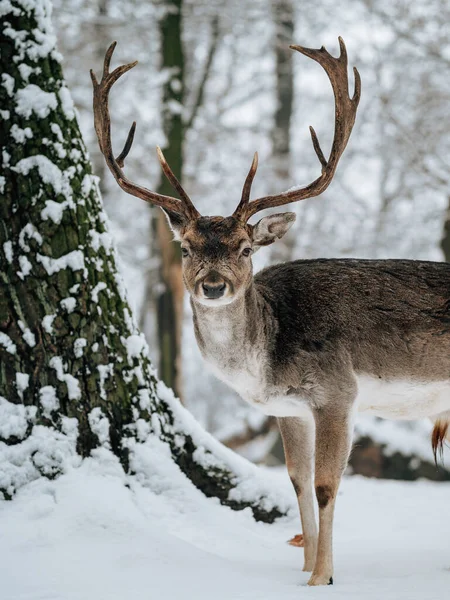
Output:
[0, 0, 287, 522]
[141, 1, 220, 400]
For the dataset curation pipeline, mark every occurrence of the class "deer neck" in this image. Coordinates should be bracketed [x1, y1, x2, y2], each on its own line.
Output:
[190, 282, 266, 368]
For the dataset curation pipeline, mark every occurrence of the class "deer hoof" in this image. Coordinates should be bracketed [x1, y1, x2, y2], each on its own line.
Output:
[307, 573, 334, 586]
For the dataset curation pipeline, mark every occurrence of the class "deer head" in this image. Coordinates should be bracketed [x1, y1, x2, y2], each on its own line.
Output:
[91, 39, 360, 306]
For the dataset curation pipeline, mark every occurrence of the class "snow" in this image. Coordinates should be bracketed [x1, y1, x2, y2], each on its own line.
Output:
[49, 356, 81, 400]
[17, 62, 35, 82]
[1, 72, 15, 96]
[9, 124, 33, 143]
[60, 296, 76, 313]
[88, 408, 111, 447]
[15, 84, 57, 119]
[0, 332, 16, 354]
[0, 175, 5, 193]
[17, 320, 36, 347]
[123, 333, 148, 364]
[37, 249, 86, 277]
[18, 223, 42, 251]
[17, 254, 32, 279]
[15, 372, 29, 400]
[13, 156, 76, 214]
[58, 86, 75, 120]
[73, 337, 87, 358]
[89, 229, 114, 253]
[41, 199, 73, 223]
[42, 313, 56, 334]
[97, 364, 114, 400]
[0, 449, 449, 600]
[39, 386, 59, 418]
[0, 0, 61, 63]
[0, 396, 34, 439]
[91, 281, 107, 302]
[3, 240, 13, 263]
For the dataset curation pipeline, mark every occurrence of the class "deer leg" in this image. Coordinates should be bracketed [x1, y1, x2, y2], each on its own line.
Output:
[308, 403, 354, 586]
[278, 413, 317, 571]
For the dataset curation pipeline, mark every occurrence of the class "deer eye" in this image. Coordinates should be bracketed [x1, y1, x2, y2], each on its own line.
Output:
[181, 247, 190, 258]
[241, 247, 252, 257]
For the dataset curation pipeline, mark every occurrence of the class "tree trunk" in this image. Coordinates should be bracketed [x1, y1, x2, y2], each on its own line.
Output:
[271, 0, 293, 179]
[270, 0, 295, 265]
[0, 0, 286, 523]
[441, 196, 450, 262]
[147, 0, 185, 400]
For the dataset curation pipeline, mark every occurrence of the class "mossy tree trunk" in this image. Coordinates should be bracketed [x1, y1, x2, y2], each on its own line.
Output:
[0, 0, 286, 522]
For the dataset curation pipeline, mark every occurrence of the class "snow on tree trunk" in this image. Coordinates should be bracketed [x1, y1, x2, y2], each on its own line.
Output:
[0, 0, 290, 522]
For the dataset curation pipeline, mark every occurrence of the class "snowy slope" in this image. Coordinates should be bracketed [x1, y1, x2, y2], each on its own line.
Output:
[1, 449, 449, 600]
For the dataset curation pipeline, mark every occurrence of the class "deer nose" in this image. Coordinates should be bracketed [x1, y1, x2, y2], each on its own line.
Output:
[202, 280, 226, 299]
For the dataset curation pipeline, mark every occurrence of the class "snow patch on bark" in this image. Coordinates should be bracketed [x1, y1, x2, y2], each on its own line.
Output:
[3, 241, 13, 263]
[97, 364, 114, 400]
[37, 250, 86, 277]
[13, 156, 75, 208]
[58, 86, 75, 120]
[91, 282, 107, 303]
[41, 199, 75, 223]
[15, 373, 30, 400]
[42, 314, 56, 334]
[60, 297, 76, 313]
[10, 124, 33, 143]
[17, 320, 36, 347]
[15, 84, 57, 119]
[73, 338, 87, 358]
[49, 357, 81, 400]
[39, 386, 59, 418]
[18, 223, 42, 252]
[123, 333, 148, 365]
[0, 332, 16, 355]
[88, 408, 111, 448]
[17, 255, 32, 279]
[1, 73, 15, 96]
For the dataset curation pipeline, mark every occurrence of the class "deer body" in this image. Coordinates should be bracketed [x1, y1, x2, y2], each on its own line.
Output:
[192, 258, 450, 421]
[93, 38, 450, 587]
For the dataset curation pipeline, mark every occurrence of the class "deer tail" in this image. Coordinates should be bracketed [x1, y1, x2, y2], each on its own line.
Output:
[431, 420, 449, 465]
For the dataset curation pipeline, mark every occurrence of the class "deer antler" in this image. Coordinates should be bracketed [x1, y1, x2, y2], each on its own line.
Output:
[90, 42, 200, 220]
[233, 37, 361, 222]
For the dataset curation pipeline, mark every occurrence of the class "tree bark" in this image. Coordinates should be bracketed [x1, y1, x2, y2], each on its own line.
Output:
[270, 0, 295, 265]
[148, 0, 185, 400]
[441, 197, 450, 262]
[0, 0, 286, 523]
[271, 0, 293, 179]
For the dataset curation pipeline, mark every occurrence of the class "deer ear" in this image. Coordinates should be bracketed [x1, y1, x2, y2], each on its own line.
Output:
[252, 212, 296, 250]
[161, 208, 188, 241]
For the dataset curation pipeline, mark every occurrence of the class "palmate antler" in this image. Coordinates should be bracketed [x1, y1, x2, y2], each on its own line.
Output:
[233, 37, 361, 222]
[91, 38, 360, 223]
[90, 42, 200, 220]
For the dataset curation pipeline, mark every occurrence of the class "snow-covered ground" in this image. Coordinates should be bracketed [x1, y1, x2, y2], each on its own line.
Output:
[1, 447, 449, 600]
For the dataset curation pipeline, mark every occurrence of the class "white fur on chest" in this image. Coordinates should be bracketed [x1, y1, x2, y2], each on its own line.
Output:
[204, 353, 313, 418]
[356, 375, 450, 420]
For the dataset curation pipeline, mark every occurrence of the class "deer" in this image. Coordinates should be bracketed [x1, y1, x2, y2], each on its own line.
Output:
[91, 39, 450, 586]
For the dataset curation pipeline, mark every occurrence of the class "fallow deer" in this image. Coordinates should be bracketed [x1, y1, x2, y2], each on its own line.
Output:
[91, 39, 450, 586]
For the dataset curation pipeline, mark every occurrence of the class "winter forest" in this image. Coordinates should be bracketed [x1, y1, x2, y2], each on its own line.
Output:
[1, 0, 450, 598]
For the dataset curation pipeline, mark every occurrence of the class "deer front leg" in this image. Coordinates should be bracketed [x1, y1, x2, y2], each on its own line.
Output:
[278, 413, 317, 572]
[308, 403, 354, 586]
